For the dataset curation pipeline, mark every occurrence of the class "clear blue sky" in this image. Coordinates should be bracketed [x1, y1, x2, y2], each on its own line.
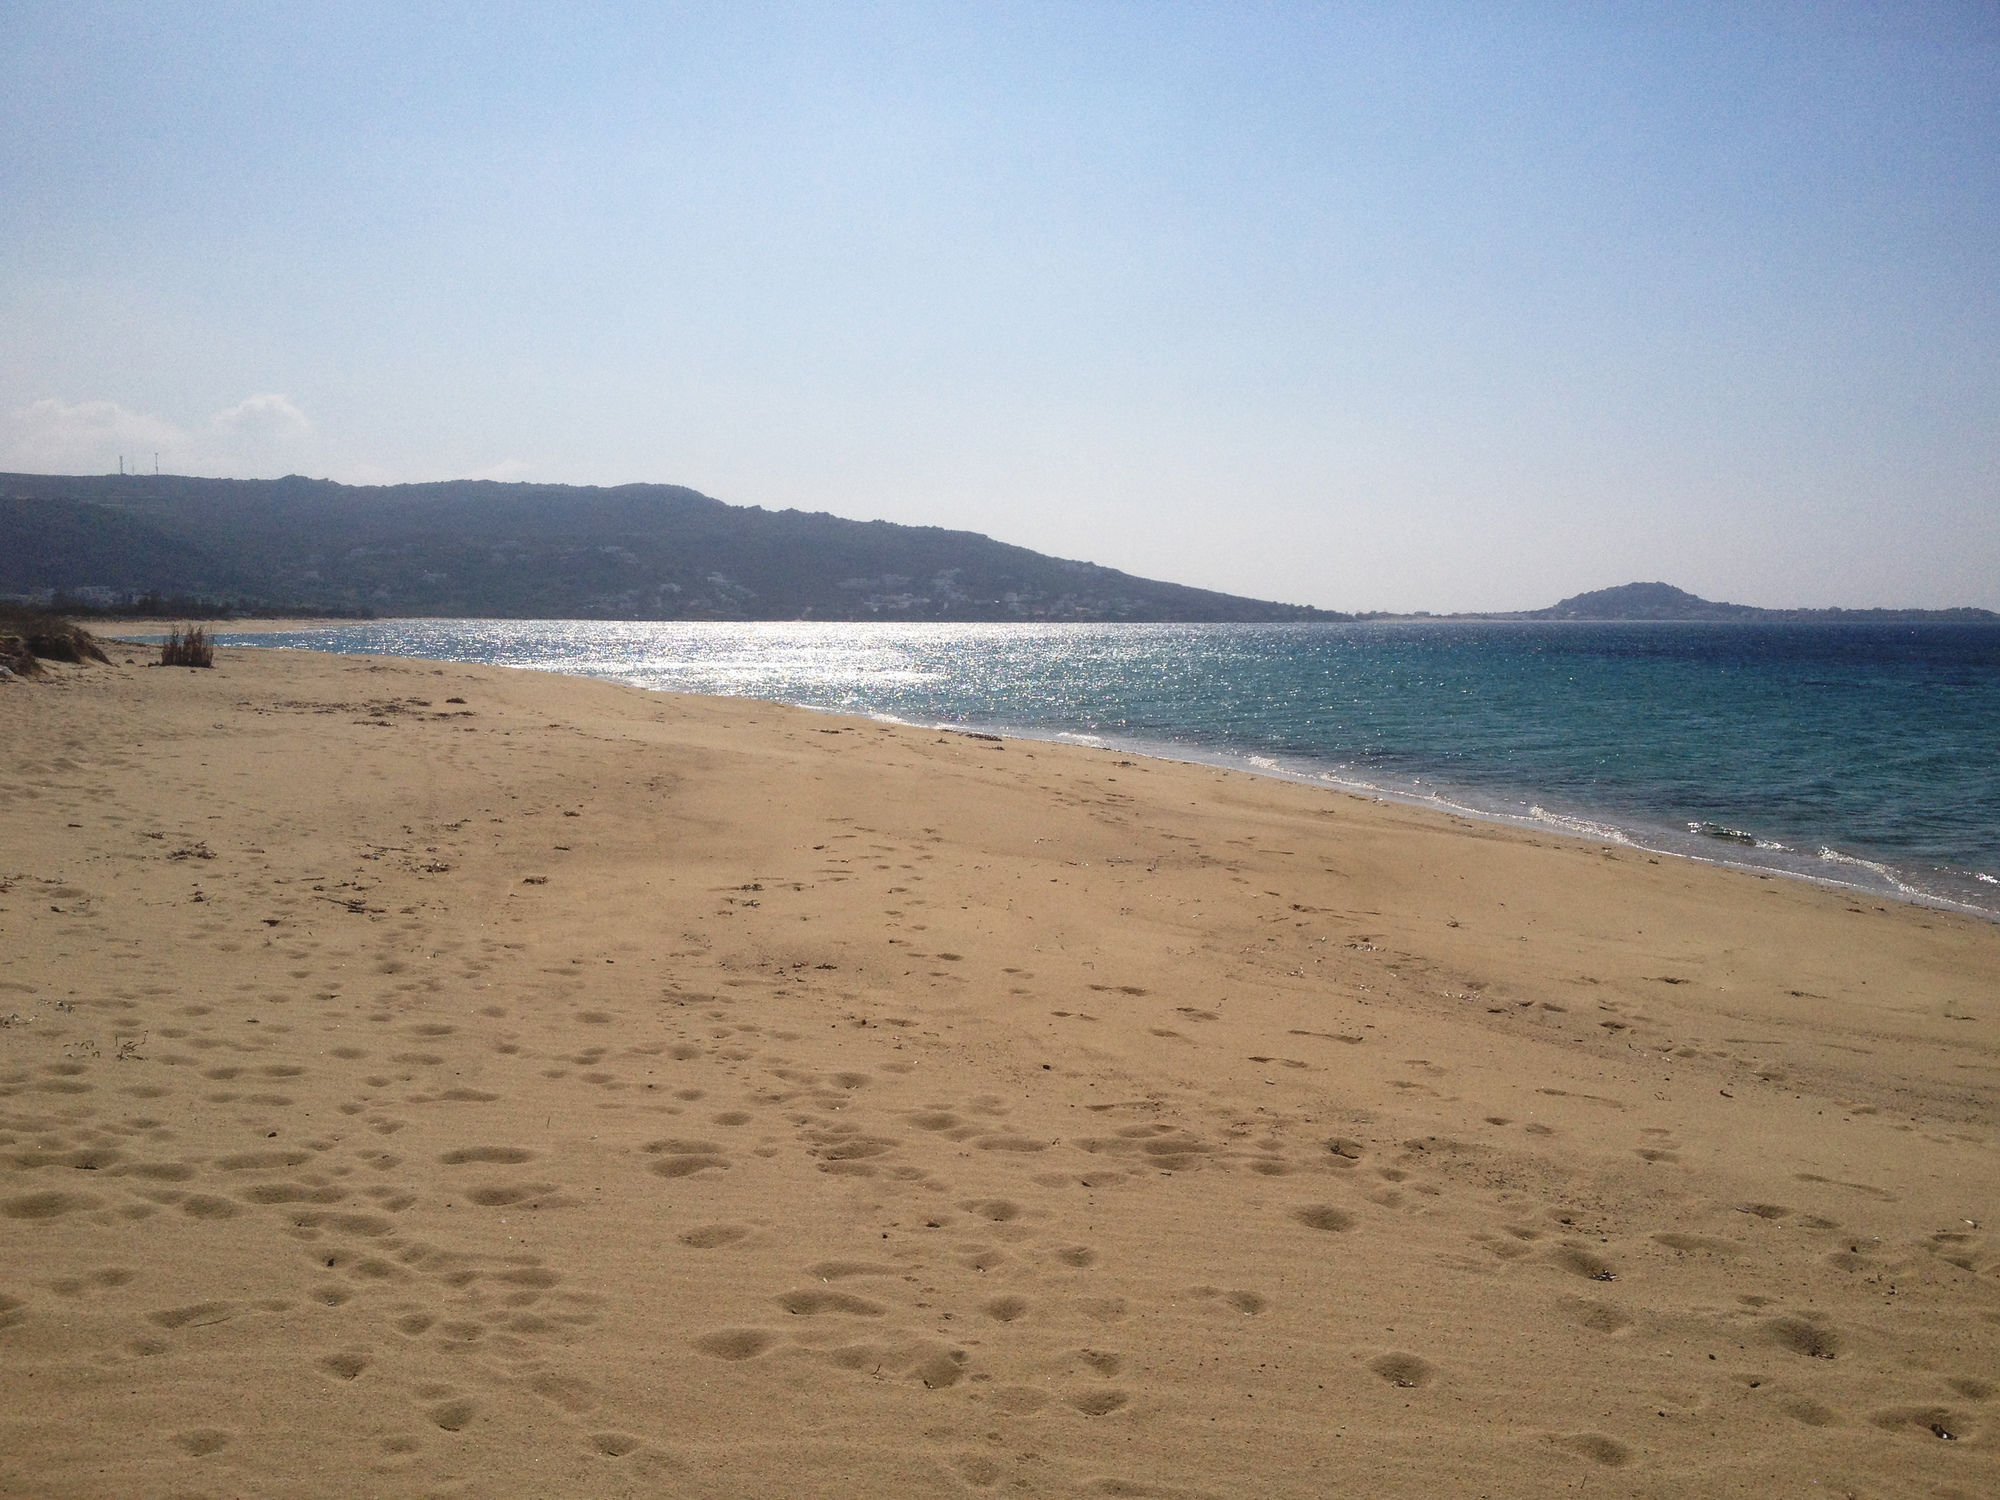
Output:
[5, 2, 1996, 610]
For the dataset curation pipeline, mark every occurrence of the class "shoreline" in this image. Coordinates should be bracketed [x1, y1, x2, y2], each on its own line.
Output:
[116, 619, 2000, 923]
[880, 713, 2000, 923]
[915, 722, 2000, 924]
[5, 643, 1996, 1496]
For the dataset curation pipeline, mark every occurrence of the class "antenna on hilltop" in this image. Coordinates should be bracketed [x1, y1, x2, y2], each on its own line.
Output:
[154, 452, 159, 476]
[119, 454, 125, 475]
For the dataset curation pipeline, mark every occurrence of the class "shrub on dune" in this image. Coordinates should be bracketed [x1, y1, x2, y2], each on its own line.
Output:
[0, 606, 109, 678]
[160, 624, 215, 669]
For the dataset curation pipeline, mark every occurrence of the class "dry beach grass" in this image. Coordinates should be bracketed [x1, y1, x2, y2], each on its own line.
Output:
[1, 644, 1995, 1497]
[0, 607, 109, 681]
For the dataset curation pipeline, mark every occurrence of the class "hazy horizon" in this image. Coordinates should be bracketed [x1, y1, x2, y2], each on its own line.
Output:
[5, 4, 1997, 613]
[9, 466, 1996, 616]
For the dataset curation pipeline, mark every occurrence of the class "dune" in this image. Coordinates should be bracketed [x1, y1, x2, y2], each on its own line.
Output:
[2, 644, 1995, 1497]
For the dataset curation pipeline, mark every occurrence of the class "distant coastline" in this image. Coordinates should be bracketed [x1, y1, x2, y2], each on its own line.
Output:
[4, 473, 1993, 624]
[1349, 580, 1998, 624]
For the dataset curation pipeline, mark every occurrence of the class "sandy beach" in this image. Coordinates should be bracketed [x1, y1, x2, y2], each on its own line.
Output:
[2, 642, 1995, 1498]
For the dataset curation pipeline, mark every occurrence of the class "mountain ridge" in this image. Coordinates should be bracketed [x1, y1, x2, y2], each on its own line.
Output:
[0, 472, 1340, 622]
[5, 474, 1992, 622]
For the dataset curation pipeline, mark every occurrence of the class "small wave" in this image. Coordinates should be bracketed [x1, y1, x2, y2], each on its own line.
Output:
[1529, 806, 1635, 845]
[1247, 755, 1281, 770]
[1054, 731, 1107, 747]
[1816, 846, 1925, 898]
[1315, 771, 1383, 791]
[1979, 873, 1998, 885]
[1689, 821, 1757, 846]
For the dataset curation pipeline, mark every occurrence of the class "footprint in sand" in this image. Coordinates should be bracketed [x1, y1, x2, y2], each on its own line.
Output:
[1653, 1232, 1738, 1256]
[679, 1224, 748, 1249]
[911, 1345, 969, 1389]
[975, 1134, 1049, 1154]
[1292, 1205, 1355, 1233]
[147, 1301, 234, 1330]
[806, 1261, 900, 1281]
[1549, 1245, 1618, 1282]
[1369, 1352, 1434, 1388]
[1766, 1315, 1841, 1360]
[121, 1160, 196, 1183]
[238, 1181, 346, 1205]
[1070, 1389, 1129, 1416]
[2, 1190, 100, 1221]
[211, 1150, 313, 1173]
[1869, 1406, 1974, 1441]
[694, 1328, 777, 1359]
[465, 1183, 558, 1206]
[439, 1145, 535, 1165]
[1562, 1297, 1633, 1334]
[1548, 1432, 1632, 1467]
[1781, 1397, 1842, 1427]
[645, 1138, 730, 1177]
[983, 1295, 1030, 1323]
[426, 1398, 477, 1431]
[318, 1350, 369, 1380]
[776, 1288, 886, 1316]
[46, 1266, 134, 1298]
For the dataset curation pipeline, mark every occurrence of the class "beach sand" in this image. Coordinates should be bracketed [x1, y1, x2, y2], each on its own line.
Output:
[3, 644, 1995, 1497]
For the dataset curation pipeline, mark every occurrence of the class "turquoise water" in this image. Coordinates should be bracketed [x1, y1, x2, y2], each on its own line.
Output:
[210, 619, 2000, 917]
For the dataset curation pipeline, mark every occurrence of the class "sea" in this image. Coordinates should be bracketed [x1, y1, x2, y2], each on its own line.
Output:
[200, 619, 2000, 920]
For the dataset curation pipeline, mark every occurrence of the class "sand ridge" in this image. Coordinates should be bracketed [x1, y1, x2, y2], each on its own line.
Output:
[1, 645, 1995, 1497]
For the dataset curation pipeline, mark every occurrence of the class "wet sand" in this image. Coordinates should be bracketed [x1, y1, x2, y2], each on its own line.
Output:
[3, 644, 1995, 1497]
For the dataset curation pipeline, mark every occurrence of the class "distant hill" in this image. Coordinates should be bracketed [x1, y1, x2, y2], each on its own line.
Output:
[1346, 581, 1994, 623]
[1530, 582, 1760, 620]
[1513, 581, 1996, 624]
[0, 472, 1341, 623]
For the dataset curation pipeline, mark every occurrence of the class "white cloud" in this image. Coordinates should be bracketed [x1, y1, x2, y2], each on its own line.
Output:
[211, 392, 311, 440]
[0, 393, 325, 478]
[2, 397, 187, 473]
